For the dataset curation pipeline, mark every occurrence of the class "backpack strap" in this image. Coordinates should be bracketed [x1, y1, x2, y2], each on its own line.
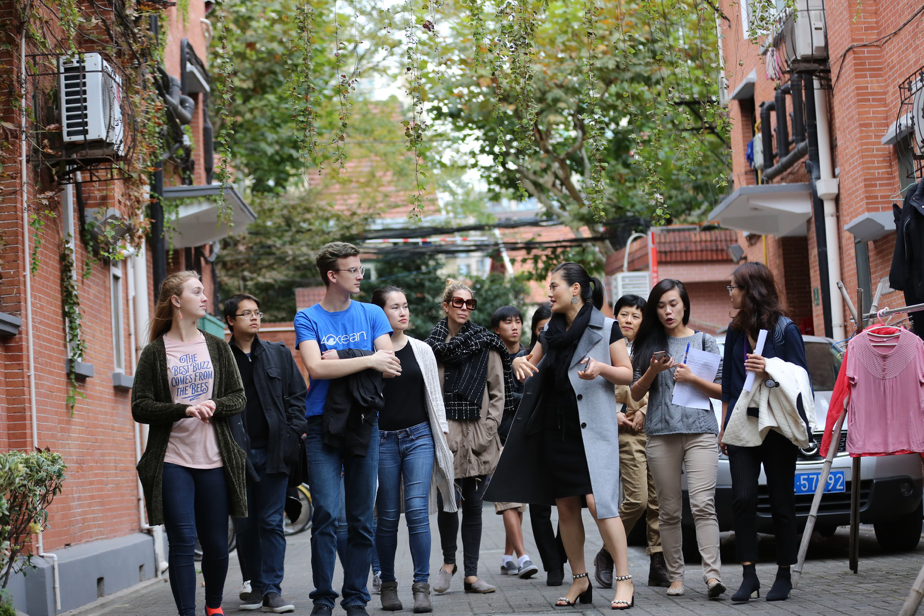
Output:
[773, 316, 793, 358]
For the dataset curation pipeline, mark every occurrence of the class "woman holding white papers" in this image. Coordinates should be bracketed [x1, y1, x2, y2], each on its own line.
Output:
[721, 263, 809, 604]
[630, 279, 725, 599]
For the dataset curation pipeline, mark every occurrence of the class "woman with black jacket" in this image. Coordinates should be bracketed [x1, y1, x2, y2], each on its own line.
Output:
[721, 262, 809, 603]
[132, 271, 247, 616]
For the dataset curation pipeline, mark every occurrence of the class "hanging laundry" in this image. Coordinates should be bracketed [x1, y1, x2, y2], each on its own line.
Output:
[889, 180, 924, 340]
[823, 328, 924, 457]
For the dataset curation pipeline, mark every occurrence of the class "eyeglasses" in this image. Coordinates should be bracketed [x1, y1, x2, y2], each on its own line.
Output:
[235, 310, 264, 319]
[335, 267, 365, 277]
[727, 285, 742, 294]
[449, 297, 478, 311]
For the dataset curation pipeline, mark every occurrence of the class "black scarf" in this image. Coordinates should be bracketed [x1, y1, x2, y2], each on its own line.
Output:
[543, 303, 593, 393]
[425, 319, 515, 421]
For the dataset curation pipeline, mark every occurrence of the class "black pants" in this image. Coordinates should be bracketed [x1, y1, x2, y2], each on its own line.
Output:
[437, 475, 488, 578]
[529, 504, 566, 572]
[728, 430, 799, 565]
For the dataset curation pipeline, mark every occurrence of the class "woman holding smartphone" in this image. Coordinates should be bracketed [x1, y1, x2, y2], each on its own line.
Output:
[132, 271, 247, 616]
[630, 279, 725, 599]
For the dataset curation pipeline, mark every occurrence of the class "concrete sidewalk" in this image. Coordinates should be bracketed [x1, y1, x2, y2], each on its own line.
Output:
[62, 509, 924, 616]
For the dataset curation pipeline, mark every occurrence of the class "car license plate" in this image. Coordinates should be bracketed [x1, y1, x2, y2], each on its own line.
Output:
[794, 470, 846, 495]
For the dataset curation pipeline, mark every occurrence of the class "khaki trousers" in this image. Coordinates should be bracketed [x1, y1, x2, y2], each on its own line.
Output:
[646, 433, 722, 584]
[618, 428, 662, 555]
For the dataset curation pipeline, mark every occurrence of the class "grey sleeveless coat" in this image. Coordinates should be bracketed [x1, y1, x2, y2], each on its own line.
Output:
[485, 308, 624, 519]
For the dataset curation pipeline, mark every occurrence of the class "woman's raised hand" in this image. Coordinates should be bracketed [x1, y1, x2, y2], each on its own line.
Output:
[649, 354, 675, 373]
[577, 357, 602, 380]
[513, 353, 538, 381]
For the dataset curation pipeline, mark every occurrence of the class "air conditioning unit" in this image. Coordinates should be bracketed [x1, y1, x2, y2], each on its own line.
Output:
[612, 272, 651, 303]
[58, 53, 125, 155]
[781, 0, 827, 64]
[913, 79, 924, 153]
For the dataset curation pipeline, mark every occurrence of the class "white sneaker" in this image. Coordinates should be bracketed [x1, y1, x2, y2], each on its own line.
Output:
[372, 571, 382, 594]
[240, 580, 252, 600]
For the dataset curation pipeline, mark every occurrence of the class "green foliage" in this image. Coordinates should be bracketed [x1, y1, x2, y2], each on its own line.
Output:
[358, 254, 530, 334]
[217, 190, 370, 322]
[0, 590, 15, 616]
[0, 450, 66, 590]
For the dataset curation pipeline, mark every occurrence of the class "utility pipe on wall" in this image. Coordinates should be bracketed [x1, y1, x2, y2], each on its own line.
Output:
[22, 30, 61, 613]
[813, 78, 844, 342]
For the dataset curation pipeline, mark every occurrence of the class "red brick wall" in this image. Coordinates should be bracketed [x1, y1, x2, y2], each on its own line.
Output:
[0, 0, 220, 551]
[718, 0, 923, 336]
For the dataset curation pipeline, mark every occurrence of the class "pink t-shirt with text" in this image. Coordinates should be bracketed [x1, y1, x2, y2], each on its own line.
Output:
[163, 332, 222, 469]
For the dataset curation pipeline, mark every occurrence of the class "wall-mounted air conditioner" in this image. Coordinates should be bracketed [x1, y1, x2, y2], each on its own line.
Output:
[612, 272, 651, 303]
[58, 53, 125, 155]
[781, 0, 827, 64]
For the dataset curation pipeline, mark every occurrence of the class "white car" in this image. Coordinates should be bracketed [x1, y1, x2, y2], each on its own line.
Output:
[673, 334, 924, 559]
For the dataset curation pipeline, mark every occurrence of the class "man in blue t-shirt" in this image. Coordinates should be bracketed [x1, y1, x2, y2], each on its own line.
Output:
[295, 242, 400, 616]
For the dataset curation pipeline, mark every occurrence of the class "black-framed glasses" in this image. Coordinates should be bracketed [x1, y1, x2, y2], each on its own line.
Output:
[449, 297, 477, 311]
[727, 285, 742, 294]
[235, 310, 264, 319]
[335, 266, 365, 277]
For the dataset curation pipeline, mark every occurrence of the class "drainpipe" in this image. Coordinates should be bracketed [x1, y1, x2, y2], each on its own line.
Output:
[22, 31, 61, 614]
[775, 88, 789, 158]
[760, 100, 776, 168]
[803, 76, 834, 338]
[151, 169, 167, 301]
[813, 78, 844, 341]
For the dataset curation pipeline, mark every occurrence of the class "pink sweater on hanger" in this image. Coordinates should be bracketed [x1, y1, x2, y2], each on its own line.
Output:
[844, 328, 924, 456]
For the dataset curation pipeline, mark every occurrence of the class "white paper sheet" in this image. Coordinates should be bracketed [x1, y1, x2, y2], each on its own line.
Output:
[742, 329, 768, 392]
[671, 347, 721, 410]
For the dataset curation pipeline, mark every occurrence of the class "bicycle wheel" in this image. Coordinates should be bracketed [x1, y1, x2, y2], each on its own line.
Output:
[284, 484, 313, 536]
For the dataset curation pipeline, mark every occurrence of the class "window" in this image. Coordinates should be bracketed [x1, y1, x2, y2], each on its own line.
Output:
[111, 264, 125, 372]
[741, 0, 787, 39]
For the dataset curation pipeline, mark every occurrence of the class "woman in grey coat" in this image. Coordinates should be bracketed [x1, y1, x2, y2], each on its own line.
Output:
[486, 263, 637, 610]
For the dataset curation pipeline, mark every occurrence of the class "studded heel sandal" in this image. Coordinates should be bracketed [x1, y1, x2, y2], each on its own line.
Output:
[611, 574, 635, 610]
[555, 572, 593, 607]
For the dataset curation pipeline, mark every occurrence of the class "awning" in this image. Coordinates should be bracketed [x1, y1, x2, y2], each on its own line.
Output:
[728, 69, 757, 101]
[845, 211, 896, 242]
[708, 183, 813, 237]
[162, 184, 256, 248]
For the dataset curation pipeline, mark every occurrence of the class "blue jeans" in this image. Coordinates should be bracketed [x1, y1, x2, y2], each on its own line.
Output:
[305, 416, 379, 609]
[376, 421, 434, 584]
[162, 463, 229, 616]
[233, 448, 289, 597]
[338, 478, 380, 572]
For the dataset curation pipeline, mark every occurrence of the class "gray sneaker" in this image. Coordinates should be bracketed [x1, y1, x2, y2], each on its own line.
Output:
[501, 560, 518, 575]
[262, 592, 295, 613]
[239, 591, 263, 611]
[517, 559, 539, 579]
[372, 571, 382, 594]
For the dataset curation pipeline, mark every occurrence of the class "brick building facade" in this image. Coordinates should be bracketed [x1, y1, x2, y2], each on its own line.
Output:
[0, 2, 252, 614]
[710, 0, 924, 339]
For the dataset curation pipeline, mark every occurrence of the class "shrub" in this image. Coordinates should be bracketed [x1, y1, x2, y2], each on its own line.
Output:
[0, 450, 66, 590]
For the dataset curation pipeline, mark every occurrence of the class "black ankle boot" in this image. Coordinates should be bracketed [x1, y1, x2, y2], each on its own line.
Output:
[766, 566, 792, 601]
[731, 564, 760, 603]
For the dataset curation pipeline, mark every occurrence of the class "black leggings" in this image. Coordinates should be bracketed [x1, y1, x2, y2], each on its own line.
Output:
[436, 476, 488, 578]
[728, 430, 799, 565]
[162, 463, 230, 615]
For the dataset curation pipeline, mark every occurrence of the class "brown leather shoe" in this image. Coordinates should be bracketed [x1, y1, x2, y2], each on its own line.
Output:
[593, 547, 614, 589]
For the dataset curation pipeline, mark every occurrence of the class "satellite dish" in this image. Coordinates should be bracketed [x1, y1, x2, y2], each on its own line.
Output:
[913, 82, 924, 151]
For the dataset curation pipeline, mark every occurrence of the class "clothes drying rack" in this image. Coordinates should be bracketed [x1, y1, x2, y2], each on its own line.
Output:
[792, 280, 924, 616]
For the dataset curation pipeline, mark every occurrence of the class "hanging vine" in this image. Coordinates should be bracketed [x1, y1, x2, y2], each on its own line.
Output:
[331, 2, 357, 175]
[401, 0, 429, 217]
[289, 0, 322, 174]
[212, 1, 236, 225]
[60, 236, 86, 415]
[580, 0, 605, 220]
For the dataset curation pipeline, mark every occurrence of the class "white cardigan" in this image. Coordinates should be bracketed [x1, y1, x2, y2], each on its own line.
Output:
[407, 337, 458, 513]
[723, 357, 816, 448]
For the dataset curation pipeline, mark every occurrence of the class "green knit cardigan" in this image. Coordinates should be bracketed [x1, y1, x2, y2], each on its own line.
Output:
[131, 330, 247, 525]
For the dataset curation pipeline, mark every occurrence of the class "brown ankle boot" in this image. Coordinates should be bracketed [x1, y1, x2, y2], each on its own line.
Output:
[380, 581, 403, 611]
[412, 583, 431, 613]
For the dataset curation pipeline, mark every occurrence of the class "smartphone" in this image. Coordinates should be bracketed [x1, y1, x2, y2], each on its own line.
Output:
[652, 351, 669, 361]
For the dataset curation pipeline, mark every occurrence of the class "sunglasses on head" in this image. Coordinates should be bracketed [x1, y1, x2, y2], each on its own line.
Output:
[449, 296, 477, 310]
